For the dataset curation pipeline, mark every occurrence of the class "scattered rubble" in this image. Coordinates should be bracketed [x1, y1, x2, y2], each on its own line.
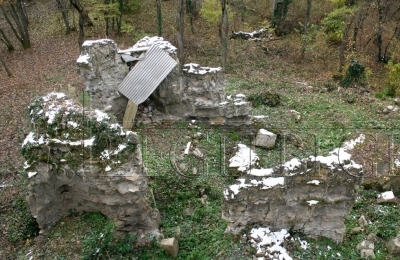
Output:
[159, 238, 179, 258]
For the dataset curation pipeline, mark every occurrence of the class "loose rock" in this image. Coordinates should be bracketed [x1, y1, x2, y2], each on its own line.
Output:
[159, 238, 179, 258]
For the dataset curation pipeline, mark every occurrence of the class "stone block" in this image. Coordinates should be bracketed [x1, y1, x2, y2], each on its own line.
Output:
[377, 191, 396, 204]
[387, 237, 400, 255]
[254, 129, 277, 149]
[159, 238, 179, 258]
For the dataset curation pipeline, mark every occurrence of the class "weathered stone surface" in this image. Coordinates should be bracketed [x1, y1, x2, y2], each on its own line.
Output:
[253, 129, 277, 148]
[387, 237, 400, 255]
[360, 249, 375, 259]
[77, 36, 252, 126]
[77, 39, 129, 121]
[358, 215, 368, 227]
[350, 227, 363, 235]
[377, 191, 396, 204]
[223, 136, 366, 243]
[357, 240, 375, 250]
[358, 240, 375, 259]
[22, 93, 160, 241]
[159, 238, 179, 258]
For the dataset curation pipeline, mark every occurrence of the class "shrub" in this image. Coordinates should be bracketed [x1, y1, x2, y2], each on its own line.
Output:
[384, 60, 400, 97]
[340, 60, 366, 87]
[322, 7, 354, 44]
[247, 91, 281, 107]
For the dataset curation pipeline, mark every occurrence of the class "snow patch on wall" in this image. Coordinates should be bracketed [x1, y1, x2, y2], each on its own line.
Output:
[183, 63, 222, 74]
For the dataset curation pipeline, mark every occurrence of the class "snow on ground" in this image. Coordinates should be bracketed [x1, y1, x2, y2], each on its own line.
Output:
[229, 144, 259, 172]
[248, 227, 308, 260]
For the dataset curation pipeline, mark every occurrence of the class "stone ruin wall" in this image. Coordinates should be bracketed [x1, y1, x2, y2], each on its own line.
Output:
[22, 93, 160, 240]
[77, 37, 251, 125]
[223, 137, 366, 243]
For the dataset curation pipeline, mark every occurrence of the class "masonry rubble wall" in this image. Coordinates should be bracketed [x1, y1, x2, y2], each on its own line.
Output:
[223, 135, 366, 242]
[77, 37, 251, 125]
[77, 39, 129, 120]
[22, 93, 160, 240]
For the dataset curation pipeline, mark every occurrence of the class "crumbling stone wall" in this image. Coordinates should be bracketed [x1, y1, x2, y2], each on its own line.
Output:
[77, 39, 129, 119]
[77, 37, 251, 125]
[223, 137, 365, 242]
[22, 93, 160, 239]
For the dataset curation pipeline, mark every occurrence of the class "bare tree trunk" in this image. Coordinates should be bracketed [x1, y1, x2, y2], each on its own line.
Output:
[305, 0, 312, 33]
[0, 27, 14, 51]
[352, 9, 366, 51]
[272, 0, 292, 36]
[70, 0, 92, 47]
[55, 0, 71, 34]
[186, 0, 194, 33]
[339, 15, 356, 73]
[15, 0, 29, 47]
[156, 0, 162, 36]
[116, 0, 123, 37]
[176, 0, 185, 72]
[0, 55, 12, 76]
[219, 0, 228, 71]
[104, 0, 110, 37]
[375, 0, 384, 62]
[396, 18, 400, 39]
[1, 0, 30, 49]
[300, 0, 312, 59]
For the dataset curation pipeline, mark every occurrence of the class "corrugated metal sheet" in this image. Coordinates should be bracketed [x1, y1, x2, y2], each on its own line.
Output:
[118, 44, 177, 105]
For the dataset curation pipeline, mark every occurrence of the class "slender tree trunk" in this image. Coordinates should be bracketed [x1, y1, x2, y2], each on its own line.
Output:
[186, 0, 194, 33]
[351, 9, 368, 51]
[104, 0, 110, 37]
[70, 0, 91, 47]
[176, 0, 185, 72]
[339, 15, 356, 73]
[55, 0, 71, 34]
[0, 27, 15, 51]
[375, 0, 384, 62]
[15, 0, 29, 47]
[305, 0, 312, 33]
[219, 0, 228, 71]
[156, 0, 162, 36]
[300, 0, 312, 59]
[1, 0, 30, 49]
[0, 55, 12, 76]
[396, 19, 400, 39]
[116, 0, 123, 37]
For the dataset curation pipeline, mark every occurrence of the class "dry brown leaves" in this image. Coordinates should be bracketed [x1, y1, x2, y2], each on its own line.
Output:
[0, 0, 85, 177]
